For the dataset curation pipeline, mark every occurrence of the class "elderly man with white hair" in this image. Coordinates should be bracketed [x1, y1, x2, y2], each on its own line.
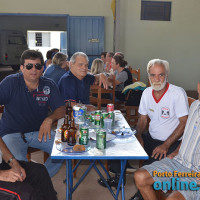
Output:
[130, 59, 189, 200]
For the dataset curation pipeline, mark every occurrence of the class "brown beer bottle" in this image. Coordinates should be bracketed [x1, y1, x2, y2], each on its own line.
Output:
[67, 118, 77, 146]
[65, 101, 69, 117]
[68, 100, 73, 122]
[61, 115, 69, 142]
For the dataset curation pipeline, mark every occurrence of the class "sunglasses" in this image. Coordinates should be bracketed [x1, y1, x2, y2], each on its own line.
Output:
[25, 63, 43, 70]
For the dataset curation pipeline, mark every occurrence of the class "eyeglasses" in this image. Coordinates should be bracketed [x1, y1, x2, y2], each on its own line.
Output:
[25, 63, 43, 70]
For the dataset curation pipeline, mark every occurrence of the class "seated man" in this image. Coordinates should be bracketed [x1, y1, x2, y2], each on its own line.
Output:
[43, 52, 69, 84]
[130, 59, 189, 200]
[105, 52, 114, 73]
[134, 83, 200, 200]
[0, 50, 65, 177]
[0, 137, 57, 200]
[58, 52, 109, 111]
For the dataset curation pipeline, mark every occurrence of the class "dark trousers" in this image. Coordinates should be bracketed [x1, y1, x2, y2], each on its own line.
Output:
[142, 131, 181, 166]
[108, 160, 127, 175]
[108, 132, 181, 174]
[0, 161, 57, 200]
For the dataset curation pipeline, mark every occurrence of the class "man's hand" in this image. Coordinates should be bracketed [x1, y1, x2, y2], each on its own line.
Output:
[99, 73, 109, 89]
[0, 169, 23, 182]
[152, 143, 169, 160]
[38, 118, 53, 142]
[4, 159, 26, 182]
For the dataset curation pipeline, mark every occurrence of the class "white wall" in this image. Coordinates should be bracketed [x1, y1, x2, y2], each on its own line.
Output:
[119, 0, 200, 90]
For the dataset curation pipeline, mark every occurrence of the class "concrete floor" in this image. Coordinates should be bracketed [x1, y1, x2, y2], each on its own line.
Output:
[31, 151, 139, 200]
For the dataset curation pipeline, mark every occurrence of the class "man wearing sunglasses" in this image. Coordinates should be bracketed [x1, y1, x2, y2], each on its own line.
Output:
[0, 49, 65, 177]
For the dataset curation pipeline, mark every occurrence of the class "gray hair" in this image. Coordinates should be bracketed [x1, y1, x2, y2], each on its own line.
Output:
[147, 59, 170, 75]
[52, 52, 68, 66]
[70, 52, 89, 65]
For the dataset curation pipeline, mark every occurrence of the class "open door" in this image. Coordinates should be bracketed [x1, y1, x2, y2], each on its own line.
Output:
[67, 16, 104, 68]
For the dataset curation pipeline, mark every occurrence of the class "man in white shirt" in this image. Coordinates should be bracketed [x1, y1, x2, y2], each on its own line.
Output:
[130, 59, 189, 200]
[134, 83, 200, 200]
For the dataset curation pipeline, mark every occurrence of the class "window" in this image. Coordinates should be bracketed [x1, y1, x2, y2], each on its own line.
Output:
[141, 1, 171, 21]
[35, 32, 42, 46]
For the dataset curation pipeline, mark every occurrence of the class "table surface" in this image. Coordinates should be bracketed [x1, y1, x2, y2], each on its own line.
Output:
[51, 110, 148, 160]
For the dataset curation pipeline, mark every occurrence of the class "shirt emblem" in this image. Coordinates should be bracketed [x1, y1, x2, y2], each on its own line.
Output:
[43, 86, 50, 95]
[161, 107, 170, 119]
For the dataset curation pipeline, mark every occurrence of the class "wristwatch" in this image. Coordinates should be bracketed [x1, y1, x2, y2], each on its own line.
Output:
[7, 156, 15, 165]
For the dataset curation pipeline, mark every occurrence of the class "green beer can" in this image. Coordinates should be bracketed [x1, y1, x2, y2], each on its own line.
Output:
[108, 111, 115, 127]
[101, 112, 108, 128]
[79, 127, 89, 145]
[96, 130, 106, 150]
[94, 110, 102, 126]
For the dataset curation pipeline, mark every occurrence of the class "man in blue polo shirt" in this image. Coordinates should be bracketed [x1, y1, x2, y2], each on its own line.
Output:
[58, 52, 109, 111]
[0, 49, 65, 177]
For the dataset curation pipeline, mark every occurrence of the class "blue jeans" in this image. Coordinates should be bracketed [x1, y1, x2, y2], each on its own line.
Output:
[2, 131, 63, 177]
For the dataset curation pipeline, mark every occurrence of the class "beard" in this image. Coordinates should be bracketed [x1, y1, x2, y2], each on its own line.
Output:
[150, 77, 167, 91]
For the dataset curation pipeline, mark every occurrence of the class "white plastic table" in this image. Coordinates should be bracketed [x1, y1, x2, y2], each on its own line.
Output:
[51, 110, 148, 200]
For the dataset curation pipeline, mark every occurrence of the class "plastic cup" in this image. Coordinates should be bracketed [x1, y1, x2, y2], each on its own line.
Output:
[104, 118, 112, 134]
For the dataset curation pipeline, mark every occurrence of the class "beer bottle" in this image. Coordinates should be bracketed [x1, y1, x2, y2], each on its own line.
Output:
[61, 115, 69, 142]
[68, 100, 73, 122]
[67, 118, 77, 146]
[65, 101, 69, 118]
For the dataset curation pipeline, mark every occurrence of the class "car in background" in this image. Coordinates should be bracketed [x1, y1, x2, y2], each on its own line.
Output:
[0, 30, 28, 71]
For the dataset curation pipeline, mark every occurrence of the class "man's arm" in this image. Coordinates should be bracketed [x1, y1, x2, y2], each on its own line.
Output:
[38, 106, 65, 142]
[152, 115, 188, 160]
[69, 102, 97, 112]
[94, 73, 109, 89]
[0, 137, 26, 182]
[135, 114, 148, 147]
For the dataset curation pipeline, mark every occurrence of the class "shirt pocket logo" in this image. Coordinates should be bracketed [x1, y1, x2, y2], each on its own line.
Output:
[161, 107, 170, 119]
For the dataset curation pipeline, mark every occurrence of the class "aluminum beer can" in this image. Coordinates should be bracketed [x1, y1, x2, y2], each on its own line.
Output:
[94, 110, 102, 126]
[79, 127, 89, 145]
[96, 130, 106, 150]
[101, 112, 108, 128]
[108, 111, 115, 127]
[107, 104, 114, 112]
